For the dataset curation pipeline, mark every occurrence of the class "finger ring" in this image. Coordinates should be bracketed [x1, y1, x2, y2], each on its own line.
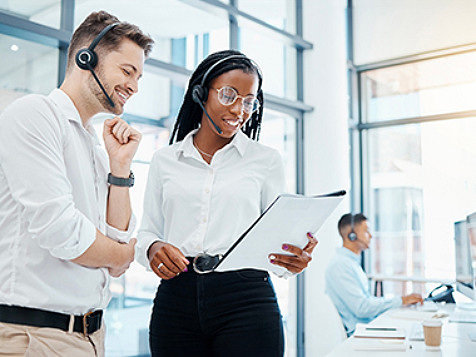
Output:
[157, 263, 164, 270]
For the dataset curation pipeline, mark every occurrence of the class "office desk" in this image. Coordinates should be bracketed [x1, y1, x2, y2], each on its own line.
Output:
[326, 304, 476, 356]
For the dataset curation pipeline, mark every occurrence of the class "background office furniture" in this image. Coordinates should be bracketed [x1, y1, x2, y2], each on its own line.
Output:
[326, 302, 476, 356]
[314, 294, 348, 356]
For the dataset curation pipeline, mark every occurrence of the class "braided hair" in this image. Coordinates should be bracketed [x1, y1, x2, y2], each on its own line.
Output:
[169, 49, 264, 145]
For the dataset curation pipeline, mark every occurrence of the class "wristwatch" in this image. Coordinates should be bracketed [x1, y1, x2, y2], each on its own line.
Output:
[107, 171, 134, 187]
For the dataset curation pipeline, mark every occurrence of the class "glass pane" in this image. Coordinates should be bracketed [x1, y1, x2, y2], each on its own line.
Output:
[104, 159, 159, 357]
[365, 118, 476, 297]
[260, 109, 297, 192]
[240, 25, 297, 100]
[362, 51, 476, 122]
[239, 0, 296, 33]
[0, 34, 58, 113]
[260, 110, 297, 357]
[90, 120, 167, 357]
[74, 0, 229, 68]
[0, 0, 61, 28]
[125, 71, 186, 125]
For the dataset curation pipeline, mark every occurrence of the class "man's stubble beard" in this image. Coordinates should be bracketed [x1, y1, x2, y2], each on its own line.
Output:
[86, 68, 121, 115]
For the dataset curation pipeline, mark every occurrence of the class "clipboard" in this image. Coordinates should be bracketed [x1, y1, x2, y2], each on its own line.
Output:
[214, 190, 346, 275]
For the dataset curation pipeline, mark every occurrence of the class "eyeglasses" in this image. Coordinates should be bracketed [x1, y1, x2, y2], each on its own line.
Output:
[212, 86, 260, 114]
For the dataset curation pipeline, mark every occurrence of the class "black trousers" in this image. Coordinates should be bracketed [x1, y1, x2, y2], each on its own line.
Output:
[149, 268, 284, 357]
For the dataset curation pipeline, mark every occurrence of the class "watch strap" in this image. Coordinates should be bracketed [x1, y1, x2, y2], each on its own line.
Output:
[108, 171, 134, 187]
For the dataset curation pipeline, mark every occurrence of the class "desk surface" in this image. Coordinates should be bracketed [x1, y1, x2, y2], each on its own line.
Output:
[326, 304, 476, 356]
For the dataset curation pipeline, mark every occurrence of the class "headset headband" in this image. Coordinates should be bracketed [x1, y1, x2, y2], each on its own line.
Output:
[200, 54, 262, 88]
[89, 22, 120, 52]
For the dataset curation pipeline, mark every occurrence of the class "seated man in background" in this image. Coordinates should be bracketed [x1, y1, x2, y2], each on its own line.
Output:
[325, 213, 423, 336]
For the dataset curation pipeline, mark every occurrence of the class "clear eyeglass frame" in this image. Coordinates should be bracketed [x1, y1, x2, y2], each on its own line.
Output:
[212, 86, 260, 114]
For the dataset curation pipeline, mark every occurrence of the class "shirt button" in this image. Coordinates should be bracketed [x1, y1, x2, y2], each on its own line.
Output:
[202, 218, 207, 223]
[205, 188, 210, 193]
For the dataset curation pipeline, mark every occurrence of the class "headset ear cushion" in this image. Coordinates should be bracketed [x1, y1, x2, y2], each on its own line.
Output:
[75, 49, 98, 70]
[192, 85, 208, 103]
[348, 232, 357, 241]
[192, 85, 202, 103]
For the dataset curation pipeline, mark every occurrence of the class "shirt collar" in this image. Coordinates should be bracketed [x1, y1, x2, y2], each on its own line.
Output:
[48, 89, 100, 145]
[48, 89, 82, 125]
[176, 128, 250, 159]
[338, 246, 361, 263]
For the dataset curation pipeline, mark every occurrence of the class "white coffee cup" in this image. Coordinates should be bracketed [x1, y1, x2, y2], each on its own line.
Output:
[422, 319, 443, 350]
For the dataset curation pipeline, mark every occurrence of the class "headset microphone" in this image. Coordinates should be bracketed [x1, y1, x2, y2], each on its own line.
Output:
[192, 89, 222, 134]
[85, 62, 115, 108]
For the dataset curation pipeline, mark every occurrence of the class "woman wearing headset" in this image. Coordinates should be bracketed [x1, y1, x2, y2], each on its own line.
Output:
[136, 50, 317, 357]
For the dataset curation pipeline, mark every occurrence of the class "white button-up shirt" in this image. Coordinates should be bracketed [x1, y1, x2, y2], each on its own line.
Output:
[136, 129, 285, 269]
[0, 89, 135, 315]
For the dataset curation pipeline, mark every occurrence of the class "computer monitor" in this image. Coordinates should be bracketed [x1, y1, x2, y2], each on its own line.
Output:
[454, 219, 475, 300]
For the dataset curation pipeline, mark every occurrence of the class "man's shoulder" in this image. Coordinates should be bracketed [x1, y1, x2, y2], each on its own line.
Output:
[4, 93, 52, 110]
[326, 249, 354, 275]
[0, 93, 58, 124]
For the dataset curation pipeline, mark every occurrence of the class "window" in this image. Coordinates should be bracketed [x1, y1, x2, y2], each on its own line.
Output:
[0, 34, 58, 112]
[359, 51, 476, 297]
[361, 51, 476, 122]
[0, 0, 62, 28]
[239, 0, 296, 34]
[240, 25, 298, 100]
[260, 110, 298, 357]
[74, 0, 229, 68]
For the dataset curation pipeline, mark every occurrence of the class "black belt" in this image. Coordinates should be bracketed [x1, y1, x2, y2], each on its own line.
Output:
[0, 304, 102, 337]
[186, 254, 222, 274]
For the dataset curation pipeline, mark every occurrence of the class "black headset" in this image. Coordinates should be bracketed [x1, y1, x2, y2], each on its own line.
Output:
[191, 54, 260, 104]
[74, 22, 120, 108]
[348, 213, 357, 241]
[75, 22, 119, 70]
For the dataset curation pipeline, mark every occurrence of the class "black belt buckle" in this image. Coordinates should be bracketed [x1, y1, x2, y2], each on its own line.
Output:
[192, 253, 222, 274]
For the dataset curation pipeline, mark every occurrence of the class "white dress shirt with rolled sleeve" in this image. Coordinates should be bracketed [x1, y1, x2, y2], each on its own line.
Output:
[136, 129, 286, 271]
[0, 89, 135, 315]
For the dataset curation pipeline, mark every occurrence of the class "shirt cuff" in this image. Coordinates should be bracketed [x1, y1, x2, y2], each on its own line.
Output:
[391, 296, 403, 308]
[135, 234, 163, 269]
[105, 214, 137, 243]
[272, 269, 296, 279]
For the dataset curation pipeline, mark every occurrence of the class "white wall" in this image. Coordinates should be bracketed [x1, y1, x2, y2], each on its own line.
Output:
[302, 0, 350, 356]
[353, 0, 476, 65]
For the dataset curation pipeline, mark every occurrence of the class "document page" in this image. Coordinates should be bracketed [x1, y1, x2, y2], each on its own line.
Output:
[215, 192, 344, 275]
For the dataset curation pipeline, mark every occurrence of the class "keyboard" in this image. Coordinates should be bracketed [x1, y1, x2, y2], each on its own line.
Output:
[408, 323, 424, 341]
[449, 310, 476, 323]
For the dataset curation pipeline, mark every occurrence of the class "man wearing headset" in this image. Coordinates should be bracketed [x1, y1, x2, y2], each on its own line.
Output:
[0, 11, 153, 356]
[325, 213, 423, 336]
